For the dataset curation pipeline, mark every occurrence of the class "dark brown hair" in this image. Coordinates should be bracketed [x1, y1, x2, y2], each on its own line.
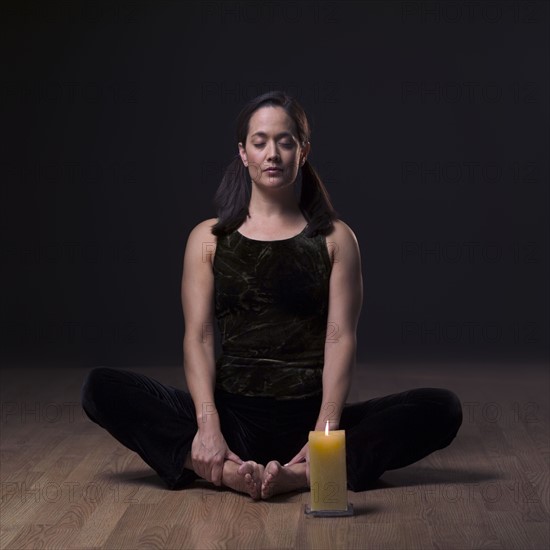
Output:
[210, 90, 339, 238]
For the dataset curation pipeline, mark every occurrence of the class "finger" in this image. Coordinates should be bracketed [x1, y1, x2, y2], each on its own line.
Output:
[191, 458, 203, 479]
[195, 456, 212, 481]
[284, 453, 304, 467]
[211, 461, 223, 486]
[226, 451, 243, 465]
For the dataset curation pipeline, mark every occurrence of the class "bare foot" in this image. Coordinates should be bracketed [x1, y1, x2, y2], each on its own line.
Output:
[222, 460, 265, 500]
[261, 460, 308, 500]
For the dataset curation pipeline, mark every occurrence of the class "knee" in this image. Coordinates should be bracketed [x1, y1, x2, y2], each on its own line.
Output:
[81, 367, 118, 418]
[81, 367, 112, 401]
[437, 388, 463, 441]
[446, 389, 463, 431]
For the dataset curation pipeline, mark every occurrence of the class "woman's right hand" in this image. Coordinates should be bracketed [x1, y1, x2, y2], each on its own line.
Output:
[191, 428, 243, 486]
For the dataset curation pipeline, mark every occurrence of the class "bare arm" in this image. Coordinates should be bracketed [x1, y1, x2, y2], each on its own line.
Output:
[181, 218, 242, 483]
[315, 220, 364, 430]
[181, 218, 219, 428]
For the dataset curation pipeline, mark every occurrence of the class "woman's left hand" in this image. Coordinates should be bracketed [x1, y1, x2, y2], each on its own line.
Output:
[284, 442, 310, 484]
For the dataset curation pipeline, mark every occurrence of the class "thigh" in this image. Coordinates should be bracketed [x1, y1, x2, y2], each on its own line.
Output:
[340, 387, 462, 431]
[81, 367, 196, 426]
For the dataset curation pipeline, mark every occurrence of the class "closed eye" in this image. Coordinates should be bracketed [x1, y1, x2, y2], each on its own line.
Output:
[254, 143, 294, 149]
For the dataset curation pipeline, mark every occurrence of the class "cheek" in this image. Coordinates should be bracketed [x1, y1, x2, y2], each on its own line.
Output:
[287, 151, 300, 164]
[287, 156, 300, 170]
[246, 150, 263, 165]
[247, 155, 264, 179]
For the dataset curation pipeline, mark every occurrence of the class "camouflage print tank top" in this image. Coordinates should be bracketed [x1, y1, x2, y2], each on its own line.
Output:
[213, 223, 333, 400]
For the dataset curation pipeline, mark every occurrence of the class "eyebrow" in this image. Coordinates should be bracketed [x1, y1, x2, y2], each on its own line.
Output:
[250, 131, 294, 139]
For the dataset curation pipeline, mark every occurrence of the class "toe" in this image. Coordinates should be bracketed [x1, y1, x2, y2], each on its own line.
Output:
[238, 461, 253, 475]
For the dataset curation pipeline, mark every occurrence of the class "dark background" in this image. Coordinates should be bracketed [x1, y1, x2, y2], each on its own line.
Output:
[2, 0, 548, 368]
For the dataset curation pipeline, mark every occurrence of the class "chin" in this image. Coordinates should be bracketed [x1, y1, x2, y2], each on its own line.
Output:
[258, 179, 292, 189]
[260, 173, 296, 186]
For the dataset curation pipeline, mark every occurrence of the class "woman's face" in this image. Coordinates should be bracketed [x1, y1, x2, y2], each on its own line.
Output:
[238, 105, 310, 189]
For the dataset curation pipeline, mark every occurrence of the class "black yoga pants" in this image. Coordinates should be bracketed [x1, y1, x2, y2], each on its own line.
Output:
[81, 367, 463, 492]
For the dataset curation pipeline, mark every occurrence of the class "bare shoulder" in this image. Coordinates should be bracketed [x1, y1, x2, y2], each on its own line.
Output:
[186, 217, 218, 248]
[184, 217, 219, 268]
[188, 217, 218, 241]
[325, 219, 361, 264]
[328, 219, 359, 243]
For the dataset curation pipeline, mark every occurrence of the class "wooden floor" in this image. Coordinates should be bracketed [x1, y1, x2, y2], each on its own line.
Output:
[1, 362, 548, 549]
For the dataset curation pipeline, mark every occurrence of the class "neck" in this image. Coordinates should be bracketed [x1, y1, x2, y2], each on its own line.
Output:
[247, 183, 302, 222]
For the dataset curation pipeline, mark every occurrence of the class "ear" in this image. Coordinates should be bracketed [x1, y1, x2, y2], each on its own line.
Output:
[301, 141, 311, 164]
[238, 142, 248, 166]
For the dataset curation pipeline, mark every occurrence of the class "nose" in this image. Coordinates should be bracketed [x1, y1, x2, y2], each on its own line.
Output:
[266, 141, 280, 161]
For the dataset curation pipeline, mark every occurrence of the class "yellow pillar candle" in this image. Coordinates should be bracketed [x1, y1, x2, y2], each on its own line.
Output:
[308, 420, 348, 512]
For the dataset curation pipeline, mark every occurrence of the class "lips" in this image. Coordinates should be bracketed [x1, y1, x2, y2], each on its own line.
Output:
[264, 167, 282, 172]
